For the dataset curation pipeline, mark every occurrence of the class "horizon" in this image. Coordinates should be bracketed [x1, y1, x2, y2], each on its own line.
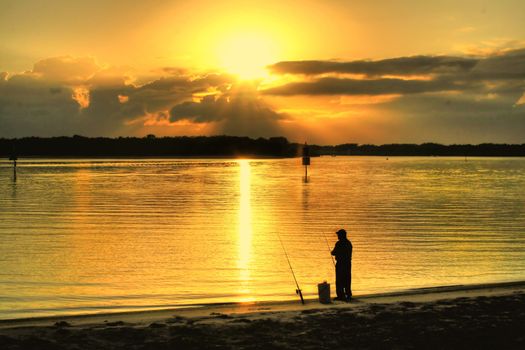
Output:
[2, 134, 525, 148]
[1, 1, 525, 144]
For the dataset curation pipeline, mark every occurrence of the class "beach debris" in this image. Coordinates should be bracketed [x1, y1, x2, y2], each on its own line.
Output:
[301, 309, 321, 315]
[149, 322, 166, 328]
[399, 301, 417, 308]
[368, 304, 387, 312]
[166, 316, 187, 324]
[54, 321, 72, 328]
[231, 318, 252, 323]
[104, 321, 125, 327]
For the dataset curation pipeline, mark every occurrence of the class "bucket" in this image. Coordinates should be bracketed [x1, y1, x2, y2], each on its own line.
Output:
[317, 281, 331, 304]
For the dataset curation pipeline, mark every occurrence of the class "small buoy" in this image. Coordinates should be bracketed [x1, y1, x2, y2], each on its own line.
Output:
[318, 281, 331, 304]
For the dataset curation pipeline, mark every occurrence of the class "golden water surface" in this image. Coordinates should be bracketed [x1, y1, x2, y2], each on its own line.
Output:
[1, 157, 524, 319]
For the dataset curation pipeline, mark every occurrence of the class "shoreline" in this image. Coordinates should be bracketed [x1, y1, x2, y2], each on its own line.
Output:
[2, 280, 524, 349]
[2, 280, 524, 328]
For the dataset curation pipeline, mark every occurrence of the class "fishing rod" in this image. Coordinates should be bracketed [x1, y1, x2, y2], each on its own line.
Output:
[321, 231, 336, 267]
[277, 232, 305, 304]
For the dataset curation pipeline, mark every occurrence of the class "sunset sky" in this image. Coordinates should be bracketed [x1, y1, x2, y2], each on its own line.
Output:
[1, 0, 525, 144]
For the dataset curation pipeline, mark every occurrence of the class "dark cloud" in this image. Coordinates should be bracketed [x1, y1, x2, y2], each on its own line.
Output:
[268, 56, 478, 76]
[170, 95, 226, 123]
[264, 49, 525, 144]
[140, 73, 233, 93]
[76, 72, 236, 135]
[263, 77, 459, 96]
[264, 49, 525, 98]
[0, 73, 79, 136]
[0, 56, 236, 137]
[0, 57, 279, 138]
[170, 84, 284, 137]
[1, 50, 524, 143]
[468, 48, 525, 80]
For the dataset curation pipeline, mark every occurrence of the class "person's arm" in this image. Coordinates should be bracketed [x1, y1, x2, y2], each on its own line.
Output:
[331, 242, 339, 256]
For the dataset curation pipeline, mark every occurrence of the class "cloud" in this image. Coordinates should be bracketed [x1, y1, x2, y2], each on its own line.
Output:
[263, 77, 459, 96]
[0, 56, 282, 138]
[0, 57, 196, 136]
[468, 48, 525, 80]
[170, 84, 285, 137]
[263, 48, 525, 144]
[264, 49, 525, 99]
[1, 50, 524, 143]
[170, 95, 226, 123]
[268, 56, 478, 77]
[0, 72, 80, 136]
[74, 71, 237, 136]
[32, 56, 101, 85]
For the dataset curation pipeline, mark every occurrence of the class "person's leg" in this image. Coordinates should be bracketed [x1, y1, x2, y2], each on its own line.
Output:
[346, 263, 352, 299]
[335, 281, 345, 299]
[335, 264, 345, 299]
[340, 266, 350, 300]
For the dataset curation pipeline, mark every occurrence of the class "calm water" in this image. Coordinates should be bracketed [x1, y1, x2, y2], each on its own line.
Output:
[1, 157, 525, 319]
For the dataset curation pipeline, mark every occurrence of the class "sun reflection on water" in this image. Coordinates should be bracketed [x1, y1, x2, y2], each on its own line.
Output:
[237, 160, 254, 302]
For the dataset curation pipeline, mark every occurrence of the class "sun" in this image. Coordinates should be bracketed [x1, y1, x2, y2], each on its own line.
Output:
[216, 31, 278, 80]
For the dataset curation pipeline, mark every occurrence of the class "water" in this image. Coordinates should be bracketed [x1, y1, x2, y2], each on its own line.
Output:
[1, 157, 524, 319]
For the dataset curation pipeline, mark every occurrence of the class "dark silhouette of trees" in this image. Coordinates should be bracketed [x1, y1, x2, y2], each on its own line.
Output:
[1, 136, 524, 157]
[0, 136, 298, 157]
[309, 142, 525, 157]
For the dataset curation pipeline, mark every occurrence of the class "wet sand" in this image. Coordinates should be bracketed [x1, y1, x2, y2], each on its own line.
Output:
[1, 281, 524, 349]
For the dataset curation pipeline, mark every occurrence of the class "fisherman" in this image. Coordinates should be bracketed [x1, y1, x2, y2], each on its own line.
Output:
[331, 228, 353, 301]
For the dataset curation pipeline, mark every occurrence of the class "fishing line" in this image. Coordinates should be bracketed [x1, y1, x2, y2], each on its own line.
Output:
[321, 230, 336, 267]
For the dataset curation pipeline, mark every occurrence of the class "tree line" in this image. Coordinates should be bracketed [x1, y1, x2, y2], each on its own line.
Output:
[1, 136, 524, 157]
[309, 142, 525, 157]
[0, 136, 296, 157]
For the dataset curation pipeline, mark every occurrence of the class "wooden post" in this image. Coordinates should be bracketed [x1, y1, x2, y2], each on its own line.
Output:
[305, 163, 308, 179]
[9, 148, 17, 181]
[302, 143, 310, 182]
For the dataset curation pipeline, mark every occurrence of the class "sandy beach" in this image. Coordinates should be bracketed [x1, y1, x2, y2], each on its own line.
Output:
[1, 281, 524, 349]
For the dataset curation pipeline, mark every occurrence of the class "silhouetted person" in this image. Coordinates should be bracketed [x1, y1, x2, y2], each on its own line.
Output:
[331, 229, 352, 301]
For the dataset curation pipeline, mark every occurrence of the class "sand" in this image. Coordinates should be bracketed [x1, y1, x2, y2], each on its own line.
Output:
[1, 281, 524, 349]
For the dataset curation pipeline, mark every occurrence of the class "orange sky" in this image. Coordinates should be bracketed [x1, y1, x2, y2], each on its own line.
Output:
[1, 0, 525, 144]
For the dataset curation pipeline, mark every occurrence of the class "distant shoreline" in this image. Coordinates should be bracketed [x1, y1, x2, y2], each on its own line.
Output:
[2, 155, 525, 164]
[0, 155, 290, 160]
[2, 136, 525, 157]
